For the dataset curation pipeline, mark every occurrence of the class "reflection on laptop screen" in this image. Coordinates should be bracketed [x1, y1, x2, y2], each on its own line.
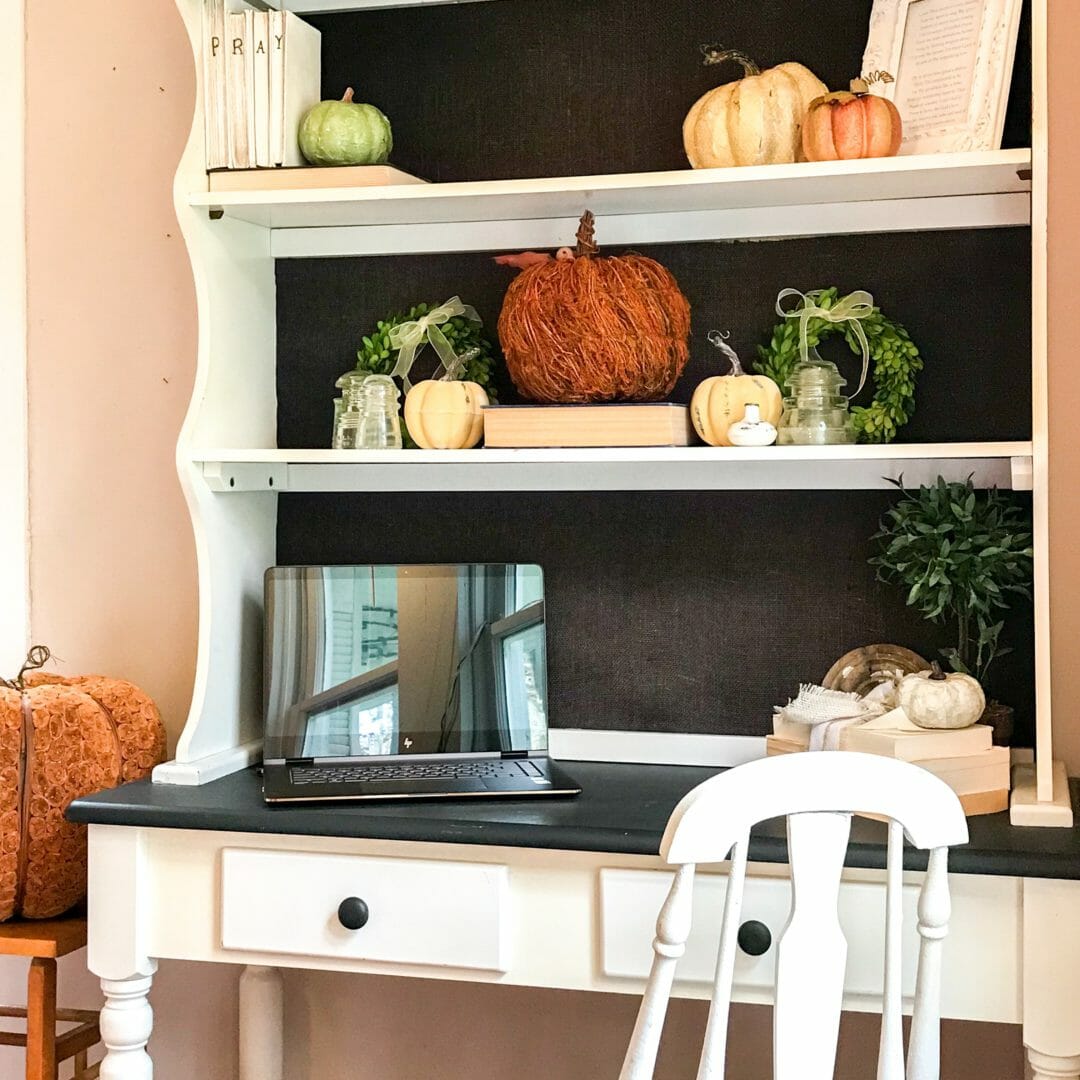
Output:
[263, 564, 547, 762]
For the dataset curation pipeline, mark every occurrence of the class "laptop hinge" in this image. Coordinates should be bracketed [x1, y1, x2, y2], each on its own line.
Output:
[286, 757, 315, 766]
[500, 750, 529, 759]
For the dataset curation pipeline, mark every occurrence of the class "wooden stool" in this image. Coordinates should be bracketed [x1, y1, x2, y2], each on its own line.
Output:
[0, 916, 100, 1079]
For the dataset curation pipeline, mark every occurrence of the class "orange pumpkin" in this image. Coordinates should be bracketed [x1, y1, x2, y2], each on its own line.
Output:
[498, 211, 691, 403]
[0, 649, 165, 920]
[802, 80, 903, 162]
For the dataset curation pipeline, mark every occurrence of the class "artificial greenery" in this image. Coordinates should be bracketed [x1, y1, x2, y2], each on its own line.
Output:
[870, 476, 1034, 684]
[355, 303, 499, 396]
[755, 287, 923, 444]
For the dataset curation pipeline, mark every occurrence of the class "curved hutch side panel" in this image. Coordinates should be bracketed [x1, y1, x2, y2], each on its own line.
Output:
[155, 0, 278, 784]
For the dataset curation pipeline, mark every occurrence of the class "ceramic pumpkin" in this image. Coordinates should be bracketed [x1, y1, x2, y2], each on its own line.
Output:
[0, 650, 165, 920]
[898, 663, 986, 730]
[803, 79, 903, 162]
[691, 335, 782, 447]
[683, 49, 827, 169]
[404, 379, 489, 449]
[298, 88, 393, 167]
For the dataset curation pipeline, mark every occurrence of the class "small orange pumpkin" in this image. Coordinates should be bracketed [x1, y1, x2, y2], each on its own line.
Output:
[0, 648, 165, 920]
[802, 79, 903, 162]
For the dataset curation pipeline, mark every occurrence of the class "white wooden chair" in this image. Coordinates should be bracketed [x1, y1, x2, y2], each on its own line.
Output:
[619, 751, 970, 1080]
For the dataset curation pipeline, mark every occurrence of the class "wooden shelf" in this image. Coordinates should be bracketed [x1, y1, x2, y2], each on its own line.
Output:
[192, 442, 1033, 493]
[191, 150, 1032, 254]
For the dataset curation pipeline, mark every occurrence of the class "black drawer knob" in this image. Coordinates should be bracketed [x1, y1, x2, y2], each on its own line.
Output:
[737, 920, 772, 956]
[337, 897, 370, 931]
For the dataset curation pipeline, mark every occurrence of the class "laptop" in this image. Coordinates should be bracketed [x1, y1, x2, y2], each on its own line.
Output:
[261, 563, 581, 804]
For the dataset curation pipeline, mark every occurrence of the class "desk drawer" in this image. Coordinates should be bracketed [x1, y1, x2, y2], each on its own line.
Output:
[601, 868, 919, 999]
[221, 848, 511, 972]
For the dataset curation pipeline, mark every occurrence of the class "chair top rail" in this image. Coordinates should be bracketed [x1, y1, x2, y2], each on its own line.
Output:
[661, 752, 969, 865]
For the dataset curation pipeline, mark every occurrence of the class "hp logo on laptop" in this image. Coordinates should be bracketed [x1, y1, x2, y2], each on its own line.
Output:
[403, 738, 414, 749]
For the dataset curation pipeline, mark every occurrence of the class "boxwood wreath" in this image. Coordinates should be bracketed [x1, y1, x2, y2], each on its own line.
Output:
[754, 287, 923, 443]
[354, 302, 499, 448]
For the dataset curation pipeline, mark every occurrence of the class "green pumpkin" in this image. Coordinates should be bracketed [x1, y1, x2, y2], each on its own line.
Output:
[298, 88, 393, 167]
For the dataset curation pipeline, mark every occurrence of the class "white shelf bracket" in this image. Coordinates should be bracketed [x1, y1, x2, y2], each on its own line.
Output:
[203, 461, 289, 492]
[1011, 455, 1034, 490]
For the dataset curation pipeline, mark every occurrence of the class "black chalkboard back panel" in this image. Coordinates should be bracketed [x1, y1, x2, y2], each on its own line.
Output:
[276, 490, 1036, 746]
[276, 228, 1032, 450]
[309, 0, 1031, 182]
[275, 0, 1036, 751]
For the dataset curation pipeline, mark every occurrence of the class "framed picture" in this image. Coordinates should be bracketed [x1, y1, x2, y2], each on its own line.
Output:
[861, 0, 1024, 155]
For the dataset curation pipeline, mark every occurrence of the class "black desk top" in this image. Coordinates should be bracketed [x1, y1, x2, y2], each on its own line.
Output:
[67, 761, 1080, 880]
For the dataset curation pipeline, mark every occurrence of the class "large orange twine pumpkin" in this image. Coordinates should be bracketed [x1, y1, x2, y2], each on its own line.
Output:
[497, 211, 691, 403]
[0, 648, 166, 920]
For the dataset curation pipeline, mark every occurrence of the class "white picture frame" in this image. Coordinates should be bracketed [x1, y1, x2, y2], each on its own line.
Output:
[861, 0, 1024, 155]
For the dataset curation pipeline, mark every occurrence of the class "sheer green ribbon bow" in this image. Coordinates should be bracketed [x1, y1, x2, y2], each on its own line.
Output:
[776, 288, 875, 398]
[388, 297, 481, 391]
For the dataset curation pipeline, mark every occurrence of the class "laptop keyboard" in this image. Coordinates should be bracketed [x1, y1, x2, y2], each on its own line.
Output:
[289, 760, 543, 785]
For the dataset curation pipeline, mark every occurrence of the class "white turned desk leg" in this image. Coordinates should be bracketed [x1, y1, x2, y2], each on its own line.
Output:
[100, 975, 154, 1080]
[240, 965, 284, 1080]
[1024, 879, 1080, 1080]
[1028, 1051, 1080, 1079]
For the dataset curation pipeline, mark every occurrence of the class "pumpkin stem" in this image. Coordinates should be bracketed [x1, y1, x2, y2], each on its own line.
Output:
[863, 69, 895, 88]
[2, 645, 51, 692]
[700, 45, 761, 78]
[929, 660, 947, 681]
[850, 78, 870, 95]
[575, 211, 599, 258]
[706, 330, 745, 376]
[342, 87, 355, 103]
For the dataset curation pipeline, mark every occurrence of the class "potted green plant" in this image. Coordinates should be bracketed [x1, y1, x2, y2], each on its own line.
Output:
[870, 476, 1034, 742]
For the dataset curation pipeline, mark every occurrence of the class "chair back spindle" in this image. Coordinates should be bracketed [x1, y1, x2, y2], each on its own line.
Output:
[618, 753, 969, 1080]
[694, 836, 749, 1080]
[878, 820, 907, 1080]
[773, 811, 852, 1080]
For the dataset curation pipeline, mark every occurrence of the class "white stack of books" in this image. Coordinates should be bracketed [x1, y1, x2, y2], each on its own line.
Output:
[767, 716, 1011, 816]
[202, 1, 322, 171]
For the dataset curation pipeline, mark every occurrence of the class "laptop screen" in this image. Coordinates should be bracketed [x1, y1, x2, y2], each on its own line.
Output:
[263, 564, 548, 762]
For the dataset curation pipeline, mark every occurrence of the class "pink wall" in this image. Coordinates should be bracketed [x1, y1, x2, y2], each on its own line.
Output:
[18, 0, 1077, 1075]
[24, 0, 198, 738]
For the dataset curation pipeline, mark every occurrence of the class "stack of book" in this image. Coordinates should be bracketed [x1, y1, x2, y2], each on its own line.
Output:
[202, 1, 322, 171]
[482, 403, 694, 448]
[767, 716, 1011, 816]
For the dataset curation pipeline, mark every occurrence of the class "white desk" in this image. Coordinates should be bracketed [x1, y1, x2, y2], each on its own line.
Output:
[69, 762, 1080, 1079]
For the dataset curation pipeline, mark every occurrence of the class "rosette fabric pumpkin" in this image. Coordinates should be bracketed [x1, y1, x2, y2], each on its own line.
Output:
[0, 649, 166, 920]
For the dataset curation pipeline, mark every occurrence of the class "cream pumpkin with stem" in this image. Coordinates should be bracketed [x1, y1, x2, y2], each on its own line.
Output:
[691, 332, 783, 447]
[898, 662, 986, 731]
[683, 48, 827, 169]
[404, 377, 489, 450]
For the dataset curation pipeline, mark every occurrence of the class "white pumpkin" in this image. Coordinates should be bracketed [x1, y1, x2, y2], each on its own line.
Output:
[898, 664, 986, 730]
[691, 332, 782, 446]
[683, 50, 828, 169]
[404, 379, 489, 450]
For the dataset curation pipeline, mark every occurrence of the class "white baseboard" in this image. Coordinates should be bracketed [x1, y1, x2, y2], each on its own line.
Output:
[549, 729, 765, 768]
[153, 739, 263, 785]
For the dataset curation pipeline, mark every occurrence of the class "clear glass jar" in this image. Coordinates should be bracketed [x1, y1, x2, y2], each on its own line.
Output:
[331, 397, 343, 444]
[776, 349, 855, 445]
[332, 374, 368, 450]
[357, 374, 403, 450]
